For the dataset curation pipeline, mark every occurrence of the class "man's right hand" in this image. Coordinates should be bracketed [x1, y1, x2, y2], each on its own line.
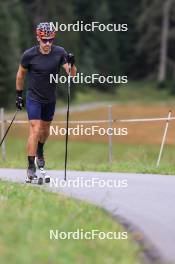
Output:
[16, 90, 24, 110]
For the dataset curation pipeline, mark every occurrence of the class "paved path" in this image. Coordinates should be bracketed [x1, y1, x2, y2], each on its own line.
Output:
[0, 169, 175, 263]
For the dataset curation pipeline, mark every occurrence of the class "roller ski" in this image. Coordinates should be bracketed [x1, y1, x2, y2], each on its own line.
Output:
[35, 156, 50, 184]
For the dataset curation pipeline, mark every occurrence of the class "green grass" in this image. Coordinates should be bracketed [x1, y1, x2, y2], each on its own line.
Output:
[1, 137, 175, 175]
[58, 81, 175, 106]
[116, 81, 175, 104]
[0, 181, 141, 264]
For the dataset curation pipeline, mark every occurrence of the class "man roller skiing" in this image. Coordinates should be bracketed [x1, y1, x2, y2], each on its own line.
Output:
[16, 22, 77, 183]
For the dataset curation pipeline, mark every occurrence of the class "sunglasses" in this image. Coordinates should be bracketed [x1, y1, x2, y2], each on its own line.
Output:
[41, 38, 54, 44]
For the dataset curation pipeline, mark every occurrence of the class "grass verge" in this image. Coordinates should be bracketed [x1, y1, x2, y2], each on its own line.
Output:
[0, 138, 175, 175]
[0, 181, 141, 264]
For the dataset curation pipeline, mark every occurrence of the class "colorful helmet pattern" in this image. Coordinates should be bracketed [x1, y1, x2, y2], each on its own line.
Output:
[36, 22, 56, 38]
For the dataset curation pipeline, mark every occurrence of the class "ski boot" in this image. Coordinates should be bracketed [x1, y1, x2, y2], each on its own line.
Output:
[36, 156, 45, 169]
[26, 165, 37, 183]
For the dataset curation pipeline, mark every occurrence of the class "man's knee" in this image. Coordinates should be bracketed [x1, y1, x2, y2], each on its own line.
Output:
[30, 121, 41, 137]
[40, 121, 51, 137]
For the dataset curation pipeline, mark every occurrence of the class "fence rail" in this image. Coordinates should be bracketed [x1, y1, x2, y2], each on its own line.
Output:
[0, 117, 175, 124]
[0, 107, 173, 167]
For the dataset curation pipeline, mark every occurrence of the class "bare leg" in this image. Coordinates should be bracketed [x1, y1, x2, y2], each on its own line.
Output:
[27, 120, 41, 156]
[35, 121, 52, 169]
[26, 120, 41, 180]
[38, 120, 51, 144]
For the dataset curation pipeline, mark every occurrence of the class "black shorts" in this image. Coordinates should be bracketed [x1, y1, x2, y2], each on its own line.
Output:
[26, 97, 56, 121]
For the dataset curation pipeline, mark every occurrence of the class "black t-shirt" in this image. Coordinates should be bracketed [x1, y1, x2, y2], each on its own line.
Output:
[21, 45, 68, 103]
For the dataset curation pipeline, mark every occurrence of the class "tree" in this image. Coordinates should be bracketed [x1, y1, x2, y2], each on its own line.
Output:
[108, 0, 141, 78]
[137, 0, 175, 84]
[0, 3, 18, 107]
[0, 1, 30, 107]
[158, 0, 175, 86]
[74, 0, 120, 92]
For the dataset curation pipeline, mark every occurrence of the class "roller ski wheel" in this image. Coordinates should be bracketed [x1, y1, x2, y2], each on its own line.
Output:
[38, 177, 44, 185]
[39, 167, 50, 184]
[45, 176, 50, 183]
[25, 177, 32, 184]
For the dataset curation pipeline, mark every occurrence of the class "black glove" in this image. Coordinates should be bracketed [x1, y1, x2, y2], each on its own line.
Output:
[67, 53, 75, 67]
[16, 90, 24, 110]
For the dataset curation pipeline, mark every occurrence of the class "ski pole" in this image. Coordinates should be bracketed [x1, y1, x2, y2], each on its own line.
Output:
[0, 109, 19, 147]
[64, 64, 71, 181]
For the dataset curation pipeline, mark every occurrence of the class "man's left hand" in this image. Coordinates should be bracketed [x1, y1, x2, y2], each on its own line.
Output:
[67, 53, 75, 67]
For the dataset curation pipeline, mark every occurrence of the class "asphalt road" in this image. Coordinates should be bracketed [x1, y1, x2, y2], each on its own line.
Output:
[0, 168, 175, 263]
